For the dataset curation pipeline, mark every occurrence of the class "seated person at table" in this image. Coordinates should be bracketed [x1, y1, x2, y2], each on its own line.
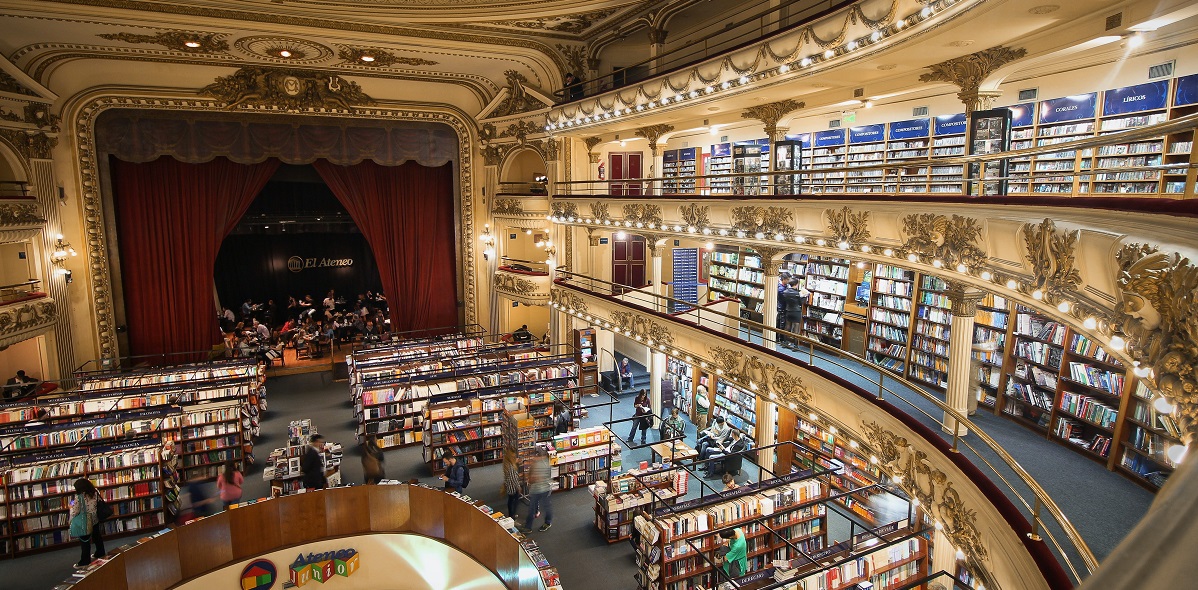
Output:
[512, 324, 535, 343]
[701, 428, 748, 475]
[4, 370, 38, 399]
[696, 415, 731, 457]
[252, 318, 271, 341]
[361, 320, 380, 341]
[661, 407, 685, 440]
[323, 290, 336, 317]
[298, 295, 315, 318]
[241, 298, 255, 320]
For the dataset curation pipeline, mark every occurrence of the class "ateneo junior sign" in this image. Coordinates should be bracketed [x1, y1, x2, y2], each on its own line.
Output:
[287, 256, 354, 273]
[286, 548, 360, 587]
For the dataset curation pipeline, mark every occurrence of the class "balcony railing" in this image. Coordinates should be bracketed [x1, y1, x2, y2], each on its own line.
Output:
[0, 181, 32, 199]
[553, 270, 1098, 585]
[553, 111, 1198, 203]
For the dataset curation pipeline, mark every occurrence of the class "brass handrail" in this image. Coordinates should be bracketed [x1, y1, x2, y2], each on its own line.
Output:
[553, 270, 1099, 581]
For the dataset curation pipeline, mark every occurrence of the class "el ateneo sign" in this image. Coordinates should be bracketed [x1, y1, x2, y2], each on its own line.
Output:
[288, 548, 360, 586]
[287, 256, 354, 273]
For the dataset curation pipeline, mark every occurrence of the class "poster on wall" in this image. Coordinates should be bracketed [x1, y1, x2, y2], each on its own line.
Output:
[966, 108, 1013, 196]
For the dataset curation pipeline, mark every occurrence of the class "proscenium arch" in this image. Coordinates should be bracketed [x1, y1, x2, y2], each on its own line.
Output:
[61, 89, 481, 359]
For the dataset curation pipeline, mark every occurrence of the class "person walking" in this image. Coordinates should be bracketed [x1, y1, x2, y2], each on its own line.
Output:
[216, 461, 244, 510]
[441, 454, 468, 494]
[301, 434, 329, 490]
[628, 390, 652, 444]
[519, 447, 553, 533]
[68, 479, 105, 567]
[361, 434, 386, 484]
[502, 448, 521, 519]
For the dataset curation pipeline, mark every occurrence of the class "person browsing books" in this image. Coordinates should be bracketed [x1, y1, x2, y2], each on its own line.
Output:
[217, 461, 244, 509]
[518, 446, 553, 533]
[301, 434, 328, 490]
[696, 415, 731, 457]
[68, 479, 105, 568]
[361, 434, 386, 485]
[441, 454, 468, 494]
[716, 528, 747, 579]
[628, 390, 652, 444]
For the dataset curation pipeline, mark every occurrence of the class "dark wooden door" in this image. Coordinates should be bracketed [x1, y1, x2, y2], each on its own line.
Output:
[612, 233, 646, 290]
[609, 152, 643, 196]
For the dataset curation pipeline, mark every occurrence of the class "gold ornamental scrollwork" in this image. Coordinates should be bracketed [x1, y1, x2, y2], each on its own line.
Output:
[622, 204, 663, 226]
[610, 310, 675, 346]
[493, 271, 541, 297]
[98, 31, 228, 53]
[0, 129, 57, 160]
[860, 421, 991, 571]
[634, 124, 675, 150]
[0, 71, 38, 97]
[481, 145, 504, 167]
[708, 345, 811, 404]
[1115, 243, 1198, 442]
[899, 213, 987, 268]
[0, 298, 57, 347]
[589, 202, 611, 223]
[730, 206, 793, 236]
[490, 70, 547, 118]
[741, 99, 805, 138]
[551, 201, 580, 219]
[549, 288, 589, 314]
[751, 246, 786, 276]
[825, 206, 870, 246]
[336, 46, 438, 68]
[0, 203, 46, 226]
[1022, 218, 1081, 299]
[200, 67, 375, 111]
[679, 204, 710, 229]
[492, 198, 524, 215]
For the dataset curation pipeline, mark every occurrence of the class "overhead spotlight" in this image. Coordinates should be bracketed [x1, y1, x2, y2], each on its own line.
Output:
[864, 100, 874, 108]
[847, 41, 858, 50]
[1031, 289, 1043, 300]
[1006, 279, 1018, 290]
[360, 55, 376, 63]
[1127, 32, 1145, 48]
[921, 6, 933, 17]
[739, 76, 749, 84]
[861, 245, 871, 253]
[837, 241, 849, 250]
[871, 31, 882, 42]
[907, 253, 918, 262]
[1057, 301, 1071, 313]
[721, 81, 731, 89]
[779, 64, 790, 73]
[816, 239, 826, 246]
[795, 236, 806, 244]
[706, 86, 715, 93]
[1083, 317, 1097, 330]
[932, 259, 943, 268]
[615, 230, 626, 239]
[184, 41, 202, 48]
[956, 264, 968, 273]
[980, 271, 992, 281]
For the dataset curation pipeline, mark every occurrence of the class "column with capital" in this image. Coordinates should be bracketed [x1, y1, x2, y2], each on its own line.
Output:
[642, 234, 666, 312]
[944, 282, 985, 436]
[755, 247, 785, 351]
[741, 100, 804, 196]
[635, 124, 674, 191]
[482, 146, 503, 334]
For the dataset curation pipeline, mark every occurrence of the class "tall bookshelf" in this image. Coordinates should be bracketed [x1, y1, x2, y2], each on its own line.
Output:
[1053, 333, 1126, 461]
[591, 465, 684, 543]
[790, 413, 884, 525]
[1165, 74, 1198, 196]
[803, 256, 849, 347]
[1119, 381, 1179, 489]
[550, 426, 619, 491]
[1007, 103, 1035, 195]
[886, 117, 932, 194]
[705, 246, 766, 322]
[713, 379, 756, 438]
[1091, 82, 1169, 195]
[867, 264, 915, 375]
[1001, 306, 1065, 431]
[662, 148, 698, 195]
[666, 357, 695, 418]
[809, 129, 847, 194]
[972, 293, 1012, 410]
[928, 114, 967, 194]
[707, 143, 733, 195]
[908, 274, 951, 390]
[845, 124, 886, 194]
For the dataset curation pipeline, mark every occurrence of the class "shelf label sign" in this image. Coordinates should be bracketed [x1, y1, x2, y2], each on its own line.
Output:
[289, 548, 360, 587]
[848, 124, 884, 144]
[813, 129, 845, 147]
[1039, 93, 1097, 123]
[784, 133, 812, 147]
[1176, 73, 1198, 106]
[1007, 103, 1035, 128]
[679, 147, 698, 160]
[1103, 80, 1168, 115]
[888, 118, 930, 140]
[663, 150, 679, 164]
[933, 113, 967, 136]
[710, 143, 732, 157]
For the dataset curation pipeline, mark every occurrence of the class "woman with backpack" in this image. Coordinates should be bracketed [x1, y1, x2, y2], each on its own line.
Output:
[217, 461, 245, 509]
[69, 479, 106, 567]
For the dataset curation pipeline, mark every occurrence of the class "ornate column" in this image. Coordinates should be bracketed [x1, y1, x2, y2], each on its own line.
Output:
[647, 27, 668, 74]
[650, 350, 666, 429]
[944, 282, 985, 436]
[918, 45, 1027, 115]
[754, 247, 785, 351]
[482, 146, 502, 334]
[584, 136, 603, 195]
[30, 155, 76, 375]
[634, 124, 674, 189]
[741, 100, 803, 196]
[642, 233, 666, 313]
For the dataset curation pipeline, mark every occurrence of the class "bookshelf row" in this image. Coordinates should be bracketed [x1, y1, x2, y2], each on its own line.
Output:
[261, 419, 344, 497]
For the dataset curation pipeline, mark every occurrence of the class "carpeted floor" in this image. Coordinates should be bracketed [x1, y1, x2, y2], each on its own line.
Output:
[5, 353, 1154, 589]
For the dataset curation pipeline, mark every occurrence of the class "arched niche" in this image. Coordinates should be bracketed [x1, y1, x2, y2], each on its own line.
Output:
[500, 147, 547, 185]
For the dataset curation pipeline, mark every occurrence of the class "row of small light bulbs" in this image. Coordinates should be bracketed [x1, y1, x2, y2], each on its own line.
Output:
[544, 0, 959, 132]
[547, 213, 1157, 383]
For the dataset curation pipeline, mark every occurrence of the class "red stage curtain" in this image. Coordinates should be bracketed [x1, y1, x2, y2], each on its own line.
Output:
[111, 156, 280, 357]
[313, 160, 459, 333]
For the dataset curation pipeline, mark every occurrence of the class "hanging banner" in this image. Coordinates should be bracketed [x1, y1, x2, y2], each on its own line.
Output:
[1039, 93, 1097, 124]
[934, 113, 967, 136]
[888, 118, 930, 140]
[1103, 80, 1169, 115]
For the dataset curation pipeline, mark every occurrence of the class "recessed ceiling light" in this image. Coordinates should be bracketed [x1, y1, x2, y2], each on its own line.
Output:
[360, 55, 375, 62]
[279, 50, 293, 58]
[1028, 4, 1060, 14]
[707, 106, 720, 111]
[948, 40, 975, 47]
[877, 64, 897, 70]
[184, 41, 201, 48]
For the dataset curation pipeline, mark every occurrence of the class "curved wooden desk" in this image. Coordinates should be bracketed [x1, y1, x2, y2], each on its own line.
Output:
[70, 485, 545, 590]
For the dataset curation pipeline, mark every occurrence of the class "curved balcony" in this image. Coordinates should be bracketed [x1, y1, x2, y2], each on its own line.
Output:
[0, 197, 45, 244]
[0, 281, 54, 348]
[67, 484, 550, 590]
[551, 271, 1102, 588]
[495, 262, 552, 306]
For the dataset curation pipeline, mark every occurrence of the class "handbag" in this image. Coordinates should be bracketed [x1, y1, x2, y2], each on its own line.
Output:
[96, 497, 113, 522]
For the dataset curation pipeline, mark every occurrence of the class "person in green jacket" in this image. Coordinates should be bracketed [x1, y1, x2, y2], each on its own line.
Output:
[717, 527, 747, 579]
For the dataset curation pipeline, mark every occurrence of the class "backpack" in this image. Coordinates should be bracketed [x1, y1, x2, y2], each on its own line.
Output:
[96, 496, 114, 522]
[460, 463, 471, 489]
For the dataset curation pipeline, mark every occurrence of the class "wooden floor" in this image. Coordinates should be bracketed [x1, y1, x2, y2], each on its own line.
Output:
[263, 343, 350, 378]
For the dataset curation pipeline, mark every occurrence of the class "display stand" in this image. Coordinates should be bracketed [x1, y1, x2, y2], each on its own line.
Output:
[262, 419, 342, 497]
[591, 465, 684, 543]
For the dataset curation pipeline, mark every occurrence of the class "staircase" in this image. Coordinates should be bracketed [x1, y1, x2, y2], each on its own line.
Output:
[599, 354, 651, 395]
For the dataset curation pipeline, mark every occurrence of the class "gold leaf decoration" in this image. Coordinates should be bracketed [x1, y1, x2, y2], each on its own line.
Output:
[550, 201, 579, 219]
[680, 204, 710, 229]
[622, 204, 663, 226]
[199, 67, 374, 111]
[730, 206, 794, 235]
[899, 213, 987, 268]
[825, 206, 870, 246]
[99, 31, 228, 53]
[337, 46, 439, 67]
[1022, 218, 1081, 298]
[492, 198, 524, 214]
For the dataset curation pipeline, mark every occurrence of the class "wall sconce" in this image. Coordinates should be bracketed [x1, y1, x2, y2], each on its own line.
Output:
[56, 268, 72, 283]
[51, 233, 77, 266]
[479, 224, 496, 260]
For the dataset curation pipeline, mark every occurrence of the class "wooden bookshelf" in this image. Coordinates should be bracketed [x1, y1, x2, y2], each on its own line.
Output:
[706, 246, 767, 322]
[713, 379, 757, 438]
[592, 465, 684, 543]
[789, 413, 884, 525]
[803, 256, 850, 347]
[423, 397, 505, 473]
[971, 293, 1013, 410]
[867, 264, 915, 376]
[550, 426, 620, 491]
[707, 143, 733, 195]
[908, 274, 951, 390]
[662, 148, 698, 195]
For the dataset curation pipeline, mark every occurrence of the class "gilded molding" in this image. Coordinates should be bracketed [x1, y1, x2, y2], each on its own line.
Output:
[860, 421, 990, 571]
[679, 204, 710, 229]
[0, 298, 57, 348]
[199, 67, 375, 111]
[98, 31, 228, 53]
[0, 129, 58, 160]
[740, 99, 804, 138]
[0, 71, 39, 97]
[634, 123, 674, 150]
[584, 136, 603, 164]
[549, 288, 589, 314]
[945, 282, 985, 316]
[556, 44, 587, 75]
[494, 270, 548, 304]
[825, 206, 870, 246]
[0, 203, 46, 226]
[535, 137, 560, 162]
[490, 70, 548, 118]
[899, 213, 987, 268]
[1022, 218, 1081, 299]
[492, 198, 524, 214]
[622, 203, 663, 226]
[71, 94, 479, 358]
[918, 45, 1027, 113]
[730, 205, 793, 235]
[610, 310, 674, 345]
[551, 201, 580, 219]
[708, 345, 811, 404]
[499, 8, 619, 34]
[23, 104, 60, 131]
[336, 46, 439, 68]
[589, 201, 611, 223]
[500, 120, 541, 145]
[481, 145, 504, 166]
[751, 246, 786, 276]
[1115, 244, 1198, 442]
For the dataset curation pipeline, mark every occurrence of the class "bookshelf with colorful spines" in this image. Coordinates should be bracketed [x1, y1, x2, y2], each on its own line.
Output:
[347, 334, 489, 383]
[262, 420, 343, 497]
[1052, 333, 1128, 462]
[550, 426, 620, 492]
[1, 434, 176, 556]
[706, 246, 767, 322]
[908, 274, 951, 390]
[423, 396, 505, 474]
[713, 379, 757, 438]
[789, 414, 884, 525]
[802, 257, 850, 347]
[1001, 305, 1066, 432]
[666, 357, 695, 418]
[637, 471, 829, 590]
[351, 339, 537, 450]
[972, 293, 1013, 410]
[1119, 381, 1181, 490]
[773, 530, 928, 590]
[866, 264, 915, 376]
[1091, 95, 1169, 195]
[592, 465, 684, 543]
